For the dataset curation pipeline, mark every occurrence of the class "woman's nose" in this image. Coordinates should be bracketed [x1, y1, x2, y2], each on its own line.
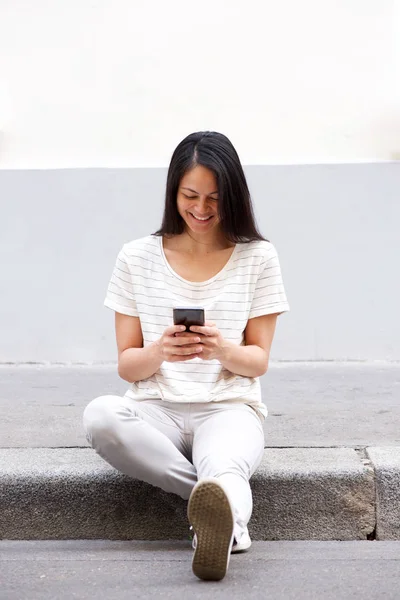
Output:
[196, 197, 212, 211]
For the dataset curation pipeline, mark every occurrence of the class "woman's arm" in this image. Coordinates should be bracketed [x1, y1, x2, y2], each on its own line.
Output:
[220, 313, 278, 377]
[116, 313, 163, 382]
[188, 313, 278, 378]
[115, 313, 204, 382]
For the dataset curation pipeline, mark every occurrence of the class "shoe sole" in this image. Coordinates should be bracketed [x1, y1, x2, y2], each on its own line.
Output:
[188, 479, 234, 581]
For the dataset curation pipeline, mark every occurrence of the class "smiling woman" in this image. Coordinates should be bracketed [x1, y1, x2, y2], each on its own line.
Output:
[83, 131, 290, 582]
[155, 131, 266, 244]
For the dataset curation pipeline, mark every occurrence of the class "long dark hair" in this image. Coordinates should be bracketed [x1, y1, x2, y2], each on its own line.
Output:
[153, 131, 266, 243]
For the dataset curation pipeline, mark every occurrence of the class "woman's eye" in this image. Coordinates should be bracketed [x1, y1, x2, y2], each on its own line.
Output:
[183, 194, 218, 201]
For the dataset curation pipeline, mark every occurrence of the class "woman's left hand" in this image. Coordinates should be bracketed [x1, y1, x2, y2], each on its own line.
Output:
[175, 321, 226, 361]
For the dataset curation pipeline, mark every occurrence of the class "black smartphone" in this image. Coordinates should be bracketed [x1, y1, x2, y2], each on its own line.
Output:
[173, 307, 205, 331]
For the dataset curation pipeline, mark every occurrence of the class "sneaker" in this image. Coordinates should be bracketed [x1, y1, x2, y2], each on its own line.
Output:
[191, 527, 252, 554]
[231, 528, 252, 553]
[188, 478, 234, 581]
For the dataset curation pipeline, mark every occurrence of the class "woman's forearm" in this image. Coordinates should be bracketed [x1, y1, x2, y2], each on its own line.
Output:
[118, 342, 164, 382]
[219, 341, 269, 378]
[118, 339, 269, 383]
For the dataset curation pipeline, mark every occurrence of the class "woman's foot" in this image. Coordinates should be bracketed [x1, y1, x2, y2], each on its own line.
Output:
[188, 477, 234, 581]
[231, 527, 252, 553]
[191, 526, 252, 553]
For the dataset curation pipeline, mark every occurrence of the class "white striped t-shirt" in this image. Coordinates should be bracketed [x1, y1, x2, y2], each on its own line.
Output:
[104, 235, 289, 418]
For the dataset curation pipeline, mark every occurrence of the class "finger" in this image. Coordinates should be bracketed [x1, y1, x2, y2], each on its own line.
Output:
[189, 322, 216, 332]
[190, 325, 215, 336]
[171, 336, 201, 346]
[179, 345, 203, 355]
[170, 345, 203, 357]
[174, 331, 195, 338]
[166, 325, 187, 337]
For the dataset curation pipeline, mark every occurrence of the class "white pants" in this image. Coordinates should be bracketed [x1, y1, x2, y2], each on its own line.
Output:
[83, 395, 265, 538]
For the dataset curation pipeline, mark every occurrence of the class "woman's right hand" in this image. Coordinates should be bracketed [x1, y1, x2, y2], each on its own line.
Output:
[155, 325, 204, 362]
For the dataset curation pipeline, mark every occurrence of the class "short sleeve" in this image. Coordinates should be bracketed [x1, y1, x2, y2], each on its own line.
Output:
[248, 244, 290, 319]
[104, 246, 139, 317]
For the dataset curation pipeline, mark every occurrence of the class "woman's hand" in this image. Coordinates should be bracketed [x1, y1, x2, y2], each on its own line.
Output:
[156, 325, 204, 362]
[175, 321, 226, 361]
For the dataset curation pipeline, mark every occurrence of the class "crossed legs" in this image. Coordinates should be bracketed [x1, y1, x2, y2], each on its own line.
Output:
[83, 396, 265, 536]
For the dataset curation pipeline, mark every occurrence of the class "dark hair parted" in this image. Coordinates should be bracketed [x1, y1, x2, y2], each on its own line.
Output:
[153, 131, 267, 243]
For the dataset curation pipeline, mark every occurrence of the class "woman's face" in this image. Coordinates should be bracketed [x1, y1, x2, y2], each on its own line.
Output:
[177, 165, 220, 236]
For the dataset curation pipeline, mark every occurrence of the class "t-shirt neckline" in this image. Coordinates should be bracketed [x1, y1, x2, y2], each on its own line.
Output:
[159, 236, 238, 287]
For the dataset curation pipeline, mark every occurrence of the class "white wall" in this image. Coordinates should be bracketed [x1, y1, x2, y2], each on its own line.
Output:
[0, 0, 399, 168]
[1, 164, 399, 363]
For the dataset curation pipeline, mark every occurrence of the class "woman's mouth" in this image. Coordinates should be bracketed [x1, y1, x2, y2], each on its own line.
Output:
[189, 213, 213, 222]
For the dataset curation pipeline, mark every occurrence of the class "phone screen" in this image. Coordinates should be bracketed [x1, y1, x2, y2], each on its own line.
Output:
[173, 307, 205, 331]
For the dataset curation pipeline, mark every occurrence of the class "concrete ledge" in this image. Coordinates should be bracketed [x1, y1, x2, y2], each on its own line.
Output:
[366, 447, 400, 540]
[251, 448, 375, 540]
[0, 448, 375, 540]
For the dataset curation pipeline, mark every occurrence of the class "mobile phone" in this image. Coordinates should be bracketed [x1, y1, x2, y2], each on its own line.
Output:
[173, 307, 205, 331]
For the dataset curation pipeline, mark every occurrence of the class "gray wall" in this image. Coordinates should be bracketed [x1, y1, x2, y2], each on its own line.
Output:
[1, 163, 399, 362]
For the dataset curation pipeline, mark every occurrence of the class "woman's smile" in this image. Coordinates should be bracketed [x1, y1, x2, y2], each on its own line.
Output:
[188, 212, 214, 223]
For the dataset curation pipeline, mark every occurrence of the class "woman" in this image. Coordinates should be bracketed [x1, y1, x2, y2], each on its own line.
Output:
[83, 131, 289, 581]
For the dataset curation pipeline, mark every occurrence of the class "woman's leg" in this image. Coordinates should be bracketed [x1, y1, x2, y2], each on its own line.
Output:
[83, 395, 197, 499]
[191, 403, 265, 539]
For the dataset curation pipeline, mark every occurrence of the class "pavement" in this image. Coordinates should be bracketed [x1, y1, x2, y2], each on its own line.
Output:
[0, 362, 400, 448]
[1, 362, 399, 448]
[1, 362, 400, 598]
[1, 540, 400, 600]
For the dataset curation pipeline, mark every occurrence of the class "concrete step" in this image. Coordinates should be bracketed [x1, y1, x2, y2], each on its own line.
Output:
[1, 364, 399, 541]
[1, 446, 391, 541]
